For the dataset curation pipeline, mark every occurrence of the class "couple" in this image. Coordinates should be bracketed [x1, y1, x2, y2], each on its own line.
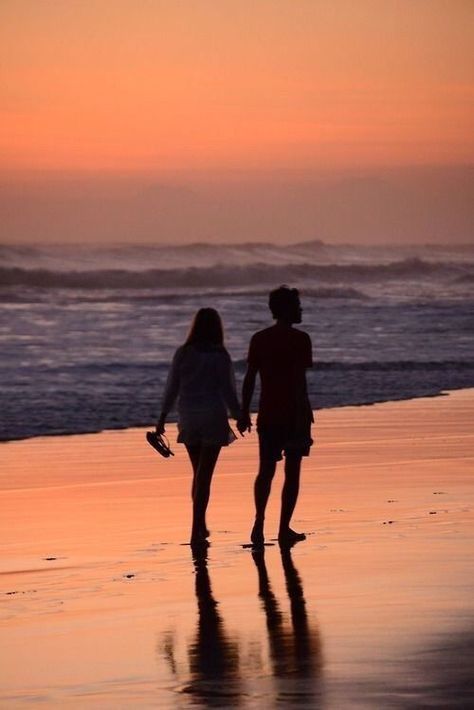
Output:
[156, 285, 313, 547]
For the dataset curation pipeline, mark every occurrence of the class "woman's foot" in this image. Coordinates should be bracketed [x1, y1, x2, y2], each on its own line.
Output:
[251, 521, 264, 548]
[191, 518, 209, 543]
[190, 521, 208, 545]
[190, 533, 209, 548]
[278, 528, 306, 546]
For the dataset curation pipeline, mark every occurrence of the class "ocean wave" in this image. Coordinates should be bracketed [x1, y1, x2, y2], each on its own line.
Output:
[453, 273, 474, 285]
[2, 241, 474, 275]
[9, 358, 474, 374]
[0, 258, 471, 290]
[313, 359, 474, 371]
[0, 285, 370, 304]
[200, 358, 474, 372]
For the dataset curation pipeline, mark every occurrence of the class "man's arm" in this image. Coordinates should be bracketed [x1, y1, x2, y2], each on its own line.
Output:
[237, 363, 258, 434]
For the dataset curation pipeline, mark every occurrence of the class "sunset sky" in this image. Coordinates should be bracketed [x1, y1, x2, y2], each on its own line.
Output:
[1, 0, 473, 243]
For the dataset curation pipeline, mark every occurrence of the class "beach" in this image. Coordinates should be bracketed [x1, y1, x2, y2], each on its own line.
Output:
[1, 389, 473, 708]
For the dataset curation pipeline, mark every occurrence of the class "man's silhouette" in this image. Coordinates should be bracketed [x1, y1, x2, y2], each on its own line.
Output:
[251, 546, 323, 699]
[238, 286, 313, 546]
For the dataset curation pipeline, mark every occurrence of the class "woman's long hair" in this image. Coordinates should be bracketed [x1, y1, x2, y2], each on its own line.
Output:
[185, 308, 224, 347]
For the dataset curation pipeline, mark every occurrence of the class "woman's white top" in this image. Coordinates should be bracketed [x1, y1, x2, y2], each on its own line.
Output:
[161, 343, 241, 446]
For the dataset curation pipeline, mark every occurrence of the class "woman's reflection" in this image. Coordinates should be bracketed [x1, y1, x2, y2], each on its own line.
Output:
[252, 544, 323, 705]
[161, 544, 242, 707]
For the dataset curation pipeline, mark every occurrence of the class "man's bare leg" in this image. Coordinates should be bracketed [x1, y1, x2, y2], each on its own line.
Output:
[278, 454, 306, 544]
[251, 459, 277, 546]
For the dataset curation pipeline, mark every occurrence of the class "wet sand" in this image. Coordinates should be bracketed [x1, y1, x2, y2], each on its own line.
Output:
[1, 390, 474, 708]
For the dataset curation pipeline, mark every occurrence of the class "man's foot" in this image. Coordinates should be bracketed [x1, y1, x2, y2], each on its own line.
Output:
[251, 521, 264, 548]
[201, 524, 210, 538]
[278, 528, 306, 546]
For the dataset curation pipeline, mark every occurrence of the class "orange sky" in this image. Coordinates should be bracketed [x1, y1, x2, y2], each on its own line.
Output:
[2, 0, 473, 173]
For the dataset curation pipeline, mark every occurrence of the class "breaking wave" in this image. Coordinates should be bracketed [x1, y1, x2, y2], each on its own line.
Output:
[233, 358, 474, 372]
[0, 258, 471, 290]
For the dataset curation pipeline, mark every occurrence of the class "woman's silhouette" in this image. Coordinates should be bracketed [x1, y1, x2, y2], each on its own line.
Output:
[160, 547, 242, 706]
[157, 308, 241, 545]
[187, 547, 242, 705]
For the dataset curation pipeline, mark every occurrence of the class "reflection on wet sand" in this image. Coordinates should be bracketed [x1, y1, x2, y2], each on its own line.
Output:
[327, 623, 474, 707]
[162, 544, 242, 707]
[160, 544, 323, 707]
[252, 545, 323, 706]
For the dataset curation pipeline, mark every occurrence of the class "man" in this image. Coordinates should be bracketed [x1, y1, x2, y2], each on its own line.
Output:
[238, 286, 313, 546]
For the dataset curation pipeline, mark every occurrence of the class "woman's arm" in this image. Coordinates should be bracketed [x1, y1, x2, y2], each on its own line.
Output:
[219, 351, 241, 420]
[156, 347, 182, 432]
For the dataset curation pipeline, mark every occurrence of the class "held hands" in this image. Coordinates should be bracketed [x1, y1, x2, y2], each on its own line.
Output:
[237, 411, 252, 436]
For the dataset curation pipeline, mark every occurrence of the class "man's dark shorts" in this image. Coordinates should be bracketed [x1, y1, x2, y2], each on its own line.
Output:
[257, 420, 313, 463]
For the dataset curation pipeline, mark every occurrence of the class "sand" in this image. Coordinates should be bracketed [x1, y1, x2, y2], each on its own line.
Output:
[1, 390, 473, 708]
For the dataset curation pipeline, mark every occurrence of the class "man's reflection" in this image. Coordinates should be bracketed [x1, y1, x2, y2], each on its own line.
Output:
[252, 544, 323, 704]
[161, 544, 242, 707]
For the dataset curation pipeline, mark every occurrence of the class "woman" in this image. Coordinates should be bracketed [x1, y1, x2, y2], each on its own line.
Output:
[156, 308, 241, 545]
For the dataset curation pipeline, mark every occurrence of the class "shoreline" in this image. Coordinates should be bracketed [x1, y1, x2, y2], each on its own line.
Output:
[0, 384, 465, 445]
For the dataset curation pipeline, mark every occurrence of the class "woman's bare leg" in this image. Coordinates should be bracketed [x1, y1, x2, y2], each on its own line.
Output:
[186, 445, 201, 499]
[190, 445, 221, 543]
[186, 445, 210, 538]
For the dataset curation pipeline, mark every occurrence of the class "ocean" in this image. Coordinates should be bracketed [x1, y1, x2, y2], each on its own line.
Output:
[1, 240, 473, 441]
